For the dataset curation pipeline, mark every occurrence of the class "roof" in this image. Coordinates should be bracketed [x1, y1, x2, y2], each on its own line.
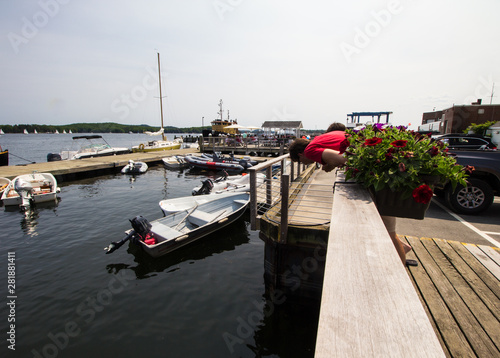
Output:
[261, 121, 303, 129]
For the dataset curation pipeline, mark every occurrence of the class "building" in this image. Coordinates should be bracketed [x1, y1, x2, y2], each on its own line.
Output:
[419, 100, 500, 134]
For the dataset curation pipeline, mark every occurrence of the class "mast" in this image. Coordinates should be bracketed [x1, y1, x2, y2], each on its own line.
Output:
[157, 52, 166, 141]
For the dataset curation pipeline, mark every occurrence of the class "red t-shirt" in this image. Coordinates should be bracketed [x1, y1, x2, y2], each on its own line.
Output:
[304, 131, 346, 164]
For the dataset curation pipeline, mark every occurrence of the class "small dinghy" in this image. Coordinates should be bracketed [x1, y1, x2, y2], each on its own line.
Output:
[105, 192, 249, 257]
[184, 154, 246, 172]
[192, 172, 266, 195]
[121, 160, 148, 174]
[162, 155, 189, 170]
[1, 173, 60, 209]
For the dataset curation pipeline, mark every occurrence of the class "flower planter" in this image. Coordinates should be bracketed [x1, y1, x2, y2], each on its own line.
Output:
[369, 187, 431, 220]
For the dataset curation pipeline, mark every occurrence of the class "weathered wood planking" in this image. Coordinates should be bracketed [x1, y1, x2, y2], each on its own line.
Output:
[315, 184, 445, 358]
[464, 244, 500, 281]
[405, 237, 500, 357]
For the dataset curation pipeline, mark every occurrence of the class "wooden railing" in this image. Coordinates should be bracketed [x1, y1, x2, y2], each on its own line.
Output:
[314, 181, 446, 357]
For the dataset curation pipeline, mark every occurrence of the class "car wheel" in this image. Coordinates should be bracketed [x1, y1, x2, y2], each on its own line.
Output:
[445, 178, 494, 214]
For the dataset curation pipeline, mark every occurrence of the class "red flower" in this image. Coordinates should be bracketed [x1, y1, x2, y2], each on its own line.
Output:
[412, 184, 433, 204]
[385, 152, 393, 160]
[428, 146, 439, 157]
[390, 140, 408, 148]
[365, 137, 383, 146]
[398, 162, 406, 172]
[339, 138, 350, 154]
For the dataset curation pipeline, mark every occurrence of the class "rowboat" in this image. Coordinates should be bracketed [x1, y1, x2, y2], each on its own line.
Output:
[159, 190, 246, 215]
[1, 173, 60, 208]
[105, 192, 249, 257]
[121, 160, 148, 174]
[192, 172, 266, 195]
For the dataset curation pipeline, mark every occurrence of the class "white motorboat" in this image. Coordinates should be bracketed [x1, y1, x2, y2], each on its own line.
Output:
[121, 160, 148, 174]
[1, 173, 60, 208]
[192, 172, 266, 195]
[162, 155, 189, 170]
[105, 192, 250, 257]
[47, 135, 130, 161]
[159, 191, 246, 215]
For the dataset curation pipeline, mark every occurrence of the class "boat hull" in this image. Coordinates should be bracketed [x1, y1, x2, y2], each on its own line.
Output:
[162, 156, 189, 169]
[0, 149, 8, 166]
[132, 143, 181, 153]
[185, 155, 244, 172]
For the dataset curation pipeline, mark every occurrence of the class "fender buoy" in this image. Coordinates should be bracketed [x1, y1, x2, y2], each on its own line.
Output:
[139, 143, 145, 150]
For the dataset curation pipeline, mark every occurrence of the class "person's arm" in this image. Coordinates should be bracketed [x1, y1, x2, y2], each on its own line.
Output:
[321, 149, 346, 172]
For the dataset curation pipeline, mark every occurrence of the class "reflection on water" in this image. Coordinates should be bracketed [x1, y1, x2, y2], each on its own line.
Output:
[3, 198, 60, 237]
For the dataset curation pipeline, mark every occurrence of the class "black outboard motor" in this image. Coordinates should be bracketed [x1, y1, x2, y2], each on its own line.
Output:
[193, 178, 214, 195]
[47, 153, 62, 162]
[130, 216, 152, 238]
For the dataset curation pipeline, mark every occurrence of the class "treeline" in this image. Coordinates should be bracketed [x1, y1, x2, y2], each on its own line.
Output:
[0, 123, 208, 134]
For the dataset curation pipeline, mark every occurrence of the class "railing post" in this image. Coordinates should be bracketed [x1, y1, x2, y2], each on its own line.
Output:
[280, 174, 289, 244]
[290, 160, 295, 181]
[249, 168, 258, 230]
[266, 166, 272, 208]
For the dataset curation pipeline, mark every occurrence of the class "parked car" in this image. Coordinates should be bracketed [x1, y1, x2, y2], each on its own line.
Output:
[438, 150, 500, 214]
[432, 133, 497, 151]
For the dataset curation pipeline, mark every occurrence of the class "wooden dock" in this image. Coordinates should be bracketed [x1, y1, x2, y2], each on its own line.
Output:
[0, 148, 198, 182]
[403, 236, 500, 358]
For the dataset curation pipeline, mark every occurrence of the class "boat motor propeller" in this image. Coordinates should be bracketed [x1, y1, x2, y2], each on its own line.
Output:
[104, 216, 152, 254]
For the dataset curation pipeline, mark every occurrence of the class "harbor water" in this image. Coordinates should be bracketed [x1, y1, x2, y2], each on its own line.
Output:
[0, 133, 320, 357]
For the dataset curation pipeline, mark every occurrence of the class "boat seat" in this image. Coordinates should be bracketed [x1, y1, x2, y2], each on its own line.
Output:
[151, 222, 183, 242]
[188, 210, 219, 227]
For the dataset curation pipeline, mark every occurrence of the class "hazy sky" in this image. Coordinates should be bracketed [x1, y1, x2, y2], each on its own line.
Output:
[1, 0, 499, 130]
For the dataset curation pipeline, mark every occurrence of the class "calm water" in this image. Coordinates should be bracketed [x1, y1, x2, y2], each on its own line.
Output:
[0, 134, 319, 358]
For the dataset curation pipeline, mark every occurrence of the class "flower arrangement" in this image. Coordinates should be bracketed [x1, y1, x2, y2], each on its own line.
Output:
[342, 124, 470, 205]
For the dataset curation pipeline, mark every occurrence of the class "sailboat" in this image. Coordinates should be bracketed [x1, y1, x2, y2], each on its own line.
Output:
[0, 129, 4, 135]
[132, 52, 181, 153]
[24, 129, 29, 135]
[34, 129, 38, 134]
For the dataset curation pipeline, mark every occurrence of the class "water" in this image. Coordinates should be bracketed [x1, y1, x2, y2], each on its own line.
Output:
[0, 134, 319, 357]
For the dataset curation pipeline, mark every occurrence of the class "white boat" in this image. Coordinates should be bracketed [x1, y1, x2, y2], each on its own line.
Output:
[0, 129, 4, 135]
[0, 177, 11, 196]
[159, 190, 247, 215]
[1, 173, 60, 208]
[34, 129, 38, 134]
[47, 135, 131, 161]
[162, 155, 189, 170]
[132, 53, 182, 153]
[105, 192, 249, 257]
[23, 129, 29, 135]
[121, 160, 148, 174]
[192, 172, 266, 195]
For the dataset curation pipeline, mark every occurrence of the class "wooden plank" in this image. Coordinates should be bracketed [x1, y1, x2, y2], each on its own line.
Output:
[479, 245, 500, 266]
[315, 184, 445, 358]
[406, 236, 475, 357]
[419, 238, 499, 357]
[433, 239, 500, 343]
[447, 241, 500, 300]
[403, 236, 470, 358]
[464, 244, 500, 281]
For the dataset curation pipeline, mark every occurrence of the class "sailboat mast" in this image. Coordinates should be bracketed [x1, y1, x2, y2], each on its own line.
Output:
[157, 52, 165, 141]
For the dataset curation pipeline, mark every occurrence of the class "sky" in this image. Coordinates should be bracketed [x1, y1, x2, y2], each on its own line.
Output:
[1, 0, 499, 131]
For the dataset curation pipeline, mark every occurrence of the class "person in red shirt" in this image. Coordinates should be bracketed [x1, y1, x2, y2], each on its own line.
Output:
[288, 128, 347, 172]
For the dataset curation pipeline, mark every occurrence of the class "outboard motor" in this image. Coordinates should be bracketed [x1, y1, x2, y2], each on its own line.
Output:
[193, 178, 214, 195]
[130, 216, 152, 238]
[47, 153, 62, 162]
[14, 178, 34, 210]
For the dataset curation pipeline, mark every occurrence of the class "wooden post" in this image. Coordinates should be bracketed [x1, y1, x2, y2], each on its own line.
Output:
[249, 168, 258, 230]
[280, 174, 289, 243]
